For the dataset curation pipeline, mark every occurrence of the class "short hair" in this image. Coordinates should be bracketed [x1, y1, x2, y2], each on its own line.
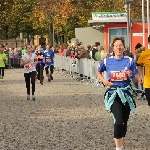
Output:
[95, 42, 100, 47]
[135, 43, 142, 50]
[111, 37, 125, 47]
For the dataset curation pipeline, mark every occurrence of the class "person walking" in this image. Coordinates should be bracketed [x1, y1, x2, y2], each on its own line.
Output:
[0, 44, 7, 82]
[43, 44, 55, 82]
[20, 45, 37, 100]
[96, 37, 138, 150]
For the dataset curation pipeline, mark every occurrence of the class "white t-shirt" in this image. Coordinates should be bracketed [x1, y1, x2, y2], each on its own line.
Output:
[22, 53, 37, 73]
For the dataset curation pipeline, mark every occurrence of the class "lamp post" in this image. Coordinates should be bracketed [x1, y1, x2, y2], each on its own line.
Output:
[142, 0, 145, 46]
[123, 0, 134, 52]
[147, 0, 150, 48]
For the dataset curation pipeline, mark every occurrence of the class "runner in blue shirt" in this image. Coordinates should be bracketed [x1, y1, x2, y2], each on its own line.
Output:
[43, 44, 54, 82]
[96, 37, 138, 150]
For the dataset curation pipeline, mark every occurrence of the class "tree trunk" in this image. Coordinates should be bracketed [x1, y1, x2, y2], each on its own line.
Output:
[49, 23, 54, 46]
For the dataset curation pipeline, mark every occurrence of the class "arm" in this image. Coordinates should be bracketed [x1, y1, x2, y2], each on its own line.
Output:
[137, 65, 144, 83]
[20, 59, 30, 66]
[96, 60, 113, 87]
[127, 59, 139, 83]
[96, 71, 113, 87]
[20, 55, 30, 66]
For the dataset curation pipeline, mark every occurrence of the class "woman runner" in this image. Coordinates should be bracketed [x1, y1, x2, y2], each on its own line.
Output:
[20, 45, 37, 100]
[35, 48, 45, 85]
[96, 37, 138, 150]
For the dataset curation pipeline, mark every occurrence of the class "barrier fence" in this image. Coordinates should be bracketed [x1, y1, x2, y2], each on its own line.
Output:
[54, 54, 146, 100]
[5, 55, 21, 68]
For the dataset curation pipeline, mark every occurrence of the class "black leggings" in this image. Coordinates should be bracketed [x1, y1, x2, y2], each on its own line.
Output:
[36, 63, 44, 82]
[145, 88, 150, 106]
[24, 71, 36, 95]
[45, 65, 54, 74]
[111, 95, 130, 139]
[0, 67, 4, 77]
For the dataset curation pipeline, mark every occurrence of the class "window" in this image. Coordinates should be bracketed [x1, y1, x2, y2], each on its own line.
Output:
[109, 28, 128, 48]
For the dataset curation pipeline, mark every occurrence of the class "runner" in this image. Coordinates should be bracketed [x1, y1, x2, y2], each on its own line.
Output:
[35, 48, 45, 85]
[96, 37, 138, 150]
[137, 36, 150, 106]
[0, 44, 7, 82]
[43, 44, 54, 82]
[20, 45, 37, 100]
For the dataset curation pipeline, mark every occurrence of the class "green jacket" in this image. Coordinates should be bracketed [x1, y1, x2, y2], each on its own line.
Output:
[95, 51, 101, 61]
[22, 49, 27, 55]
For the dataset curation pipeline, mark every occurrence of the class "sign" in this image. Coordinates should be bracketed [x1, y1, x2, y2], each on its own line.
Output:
[110, 71, 127, 81]
[92, 12, 127, 21]
[133, 33, 143, 36]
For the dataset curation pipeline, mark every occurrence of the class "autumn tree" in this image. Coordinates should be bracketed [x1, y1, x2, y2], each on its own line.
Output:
[0, 0, 147, 45]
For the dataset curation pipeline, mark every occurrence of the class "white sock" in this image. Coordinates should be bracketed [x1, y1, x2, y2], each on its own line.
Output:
[116, 147, 122, 150]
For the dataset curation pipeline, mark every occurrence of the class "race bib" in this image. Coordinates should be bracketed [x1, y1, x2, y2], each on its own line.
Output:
[46, 58, 51, 62]
[110, 71, 127, 81]
[25, 64, 33, 70]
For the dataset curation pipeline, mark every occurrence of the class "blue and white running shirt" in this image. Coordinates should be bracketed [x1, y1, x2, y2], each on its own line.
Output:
[97, 56, 138, 88]
[43, 50, 54, 66]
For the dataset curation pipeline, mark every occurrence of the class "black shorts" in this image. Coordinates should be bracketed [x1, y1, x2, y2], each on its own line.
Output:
[45, 65, 54, 74]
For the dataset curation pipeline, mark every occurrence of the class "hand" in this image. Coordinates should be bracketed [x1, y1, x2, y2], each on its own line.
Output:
[103, 79, 114, 87]
[126, 70, 132, 77]
[138, 76, 144, 83]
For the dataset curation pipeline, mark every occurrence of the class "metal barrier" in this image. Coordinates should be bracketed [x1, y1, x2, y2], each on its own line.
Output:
[54, 54, 145, 100]
[54, 55, 106, 88]
[5, 56, 22, 68]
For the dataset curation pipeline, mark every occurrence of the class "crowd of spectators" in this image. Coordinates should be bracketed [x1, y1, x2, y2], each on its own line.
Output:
[2, 39, 137, 69]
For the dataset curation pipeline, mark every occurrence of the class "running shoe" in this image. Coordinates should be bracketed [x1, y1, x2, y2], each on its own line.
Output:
[48, 79, 51, 82]
[1, 78, 3, 82]
[27, 95, 30, 100]
[40, 82, 43, 85]
[32, 95, 35, 100]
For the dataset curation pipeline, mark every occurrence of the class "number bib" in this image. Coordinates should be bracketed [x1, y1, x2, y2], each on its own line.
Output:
[110, 71, 127, 81]
[46, 58, 51, 62]
[25, 64, 33, 70]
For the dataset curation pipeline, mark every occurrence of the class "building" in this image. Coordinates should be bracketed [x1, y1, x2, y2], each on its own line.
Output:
[88, 12, 149, 54]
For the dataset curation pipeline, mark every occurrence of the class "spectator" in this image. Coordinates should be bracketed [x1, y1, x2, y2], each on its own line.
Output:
[95, 45, 102, 61]
[22, 46, 27, 55]
[124, 46, 133, 58]
[31, 45, 36, 53]
[92, 42, 100, 60]
[134, 46, 145, 63]
[66, 46, 71, 57]
[62, 44, 67, 56]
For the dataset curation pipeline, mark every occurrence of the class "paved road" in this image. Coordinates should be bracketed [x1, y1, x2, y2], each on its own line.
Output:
[0, 69, 150, 150]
